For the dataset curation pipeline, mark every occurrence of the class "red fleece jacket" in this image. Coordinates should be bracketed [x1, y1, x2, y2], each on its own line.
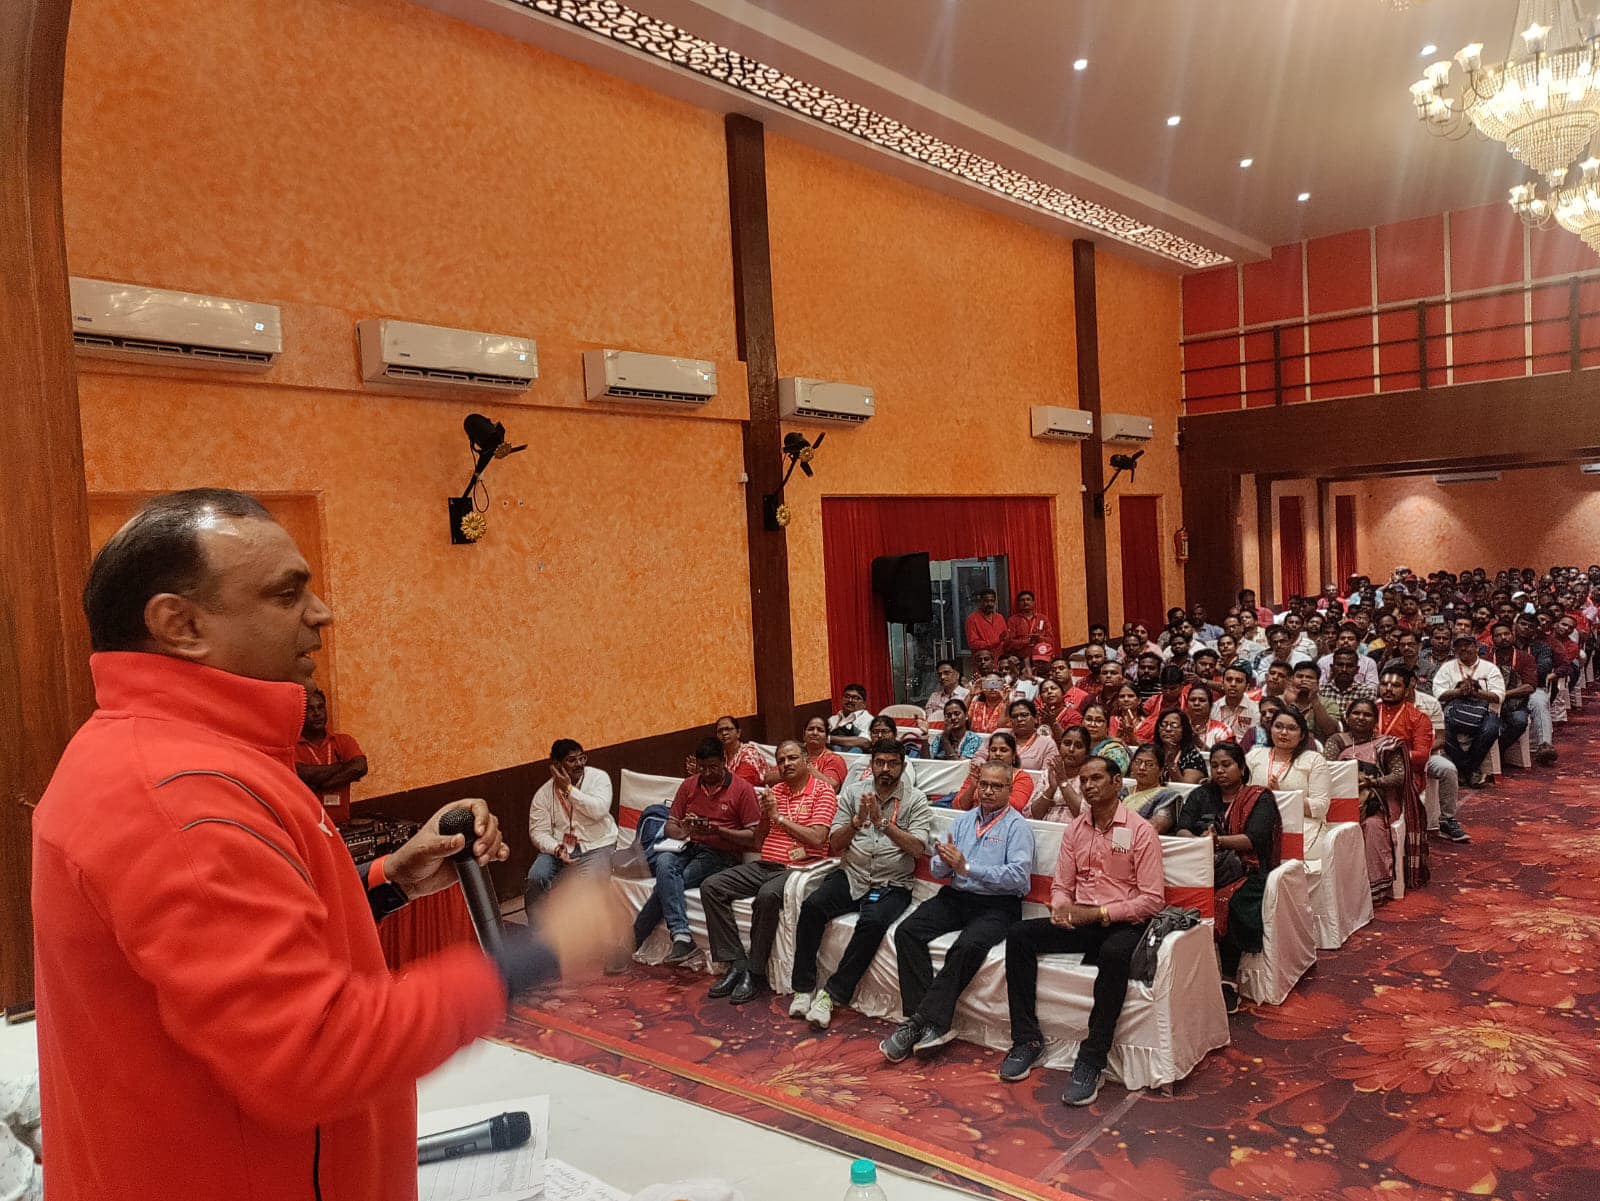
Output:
[32, 653, 508, 1200]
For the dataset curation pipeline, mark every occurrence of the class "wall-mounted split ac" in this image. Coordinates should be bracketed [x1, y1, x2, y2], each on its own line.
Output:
[1030, 405, 1093, 441]
[778, 376, 874, 425]
[70, 278, 282, 372]
[583, 349, 717, 405]
[1101, 412, 1154, 444]
[1433, 471, 1501, 485]
[358, 319, 537, 393]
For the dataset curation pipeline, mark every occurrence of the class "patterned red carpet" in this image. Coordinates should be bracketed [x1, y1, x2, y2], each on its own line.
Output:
[504, 701, 1600, 1201]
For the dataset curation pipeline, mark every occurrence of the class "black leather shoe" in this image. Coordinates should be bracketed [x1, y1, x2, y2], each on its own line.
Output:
[729, 970, 764, 1005]
[708, 967, 743, 999]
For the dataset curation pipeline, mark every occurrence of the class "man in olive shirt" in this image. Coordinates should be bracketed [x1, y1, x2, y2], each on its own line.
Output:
[789, 739, 933, 1031]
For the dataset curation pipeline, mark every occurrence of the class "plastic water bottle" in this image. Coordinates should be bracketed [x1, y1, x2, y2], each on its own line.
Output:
[844, 1158, 889, 1200]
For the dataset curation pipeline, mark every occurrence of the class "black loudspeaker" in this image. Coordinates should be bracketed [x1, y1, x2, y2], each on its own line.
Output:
[871, 553, 933, 624]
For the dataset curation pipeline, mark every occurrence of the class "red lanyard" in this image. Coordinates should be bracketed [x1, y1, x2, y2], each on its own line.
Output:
[974, 805, 1008, 842]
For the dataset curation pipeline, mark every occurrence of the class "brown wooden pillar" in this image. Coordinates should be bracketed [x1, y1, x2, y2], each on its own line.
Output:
[725, 114, 795, 742]
[1, 0, 93, 1013]
[1074, 239, 1109, 630]
[1179, 468, 1241, 617]
[1315, 477, 1331, 592]
[1255, 474, 1277, 608]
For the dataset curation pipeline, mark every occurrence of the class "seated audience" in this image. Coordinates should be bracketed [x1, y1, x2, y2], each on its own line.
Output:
[1375, 666, 1447, 843]
[1192, 604, 1223, 644]
[633, 737, 762, 965]
[1433, 634, 1504, 788]
[1243, 695, 1286, 752]
[1110, 682, 1146, 743]
[1153, 709, 1207, 782]
[1176, 742, 1281, 1014]
[796, 715, 849, 788]
[1415, 623, 1454, 694]
[1003, 589, 1057, 660]
[1489, 621, 1540, 762]
[965, 589, 1008, 663]
[953, 732, 1034, 811]
[525, 738, 617, 912]
[1185, 683, 1231, 747]
[1212, 665, 1260, 744]
[827, 684, 876, 752]
[967, 675, 1009, 734]
[1192, 648, 1222, 684]
[997, 699, 1060, 773]
[870, 713, 923, 759]
[1321, 699, 1404, 903]
[1511, 614, 1559, 765]
[1320, 647, 1378, 727]
[931, 698, 984, 760]
[1033, 724, 1091, 822]
[294, 684, 368, 826]
[1126, 742, 1184, 833]
[998, 755, 1165, 1104]
[1318, 624, 1380, 690]
[924, 659, 969, 725]
[691, 714, 768, 787]
[1035, 678, 1068, 733]
[1254, 628, 1295, 683]
[701, 740, 837, 1005]
[791, 740, 934, 1030]
[1079, 701, 1131, 775]
[1287, 660, 1338, 740]
[1246, 707, 1331, 862]
[882, 761, 1034, 1062]
[1134, 651, 1164, 700]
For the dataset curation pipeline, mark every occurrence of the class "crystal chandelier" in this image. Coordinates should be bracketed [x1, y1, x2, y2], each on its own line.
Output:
[1409, 1, 1600, 174]
[1410, 1, 1600, 251]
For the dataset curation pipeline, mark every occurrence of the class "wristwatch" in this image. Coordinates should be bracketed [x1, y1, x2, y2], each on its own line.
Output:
[1099, 905, 1110, 926]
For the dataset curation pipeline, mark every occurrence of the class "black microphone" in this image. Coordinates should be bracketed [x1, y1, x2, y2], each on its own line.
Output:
[417, 1110, 532, 1164]
[439, 808, 507, 961]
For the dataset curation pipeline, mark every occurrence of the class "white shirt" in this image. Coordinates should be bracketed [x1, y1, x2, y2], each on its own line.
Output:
[924, 684, 969, 724]
[1211, 696, 1260, 743]
[827, 709, 876, 748]
[1431, 657, 1506, 702]
[1412, 688, 1444, 734]
[528, 769, 617, 855]
[1246, 746, 1333, 860]
[1317, 653, 1379, 691]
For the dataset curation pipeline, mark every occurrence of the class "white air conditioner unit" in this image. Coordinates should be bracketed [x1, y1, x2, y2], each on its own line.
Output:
[1433, 471, 1501, 485]
[778, 376, 874, 425]
[357, 319, 536, 393]
[1030, 405, 1093, 441]
[70, 278, 282, 372]
[1581, 463, 1600, 475]
[1101, 412, 1154, 444]
[583, 349, 717, 405]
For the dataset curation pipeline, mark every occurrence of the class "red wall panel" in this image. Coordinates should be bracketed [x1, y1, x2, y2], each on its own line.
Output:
[1182, 264, 1240, 335]
[1449, 204, 1524, 292]
[1242, 244, 1305, 326]
[1306, 229, 1373, 314]
[1308, 315, 1375, 399]
[1451, 292, 1525, 383]
[1183, 337, 1243, 413]
[1530, 223, 1593, 282]
[1375, 214, 1445, 303]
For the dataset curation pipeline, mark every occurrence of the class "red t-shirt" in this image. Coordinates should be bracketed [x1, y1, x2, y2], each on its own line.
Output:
[965, 610, 1008, 656]
[758, 776, 839, 863]
[293, 731, 365, 826]
[670, 772, 762, 854]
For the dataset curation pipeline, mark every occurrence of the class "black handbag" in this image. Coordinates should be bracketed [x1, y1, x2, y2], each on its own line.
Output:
[1446, 696, 1492, 734]
[1130, 906, 1202, 985]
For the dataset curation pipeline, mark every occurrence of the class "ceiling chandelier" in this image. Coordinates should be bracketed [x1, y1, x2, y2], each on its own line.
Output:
[1410, 1, 1600, 250]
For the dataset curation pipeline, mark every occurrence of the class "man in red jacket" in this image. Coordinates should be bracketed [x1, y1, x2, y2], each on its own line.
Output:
[33, 489, 619, 1201]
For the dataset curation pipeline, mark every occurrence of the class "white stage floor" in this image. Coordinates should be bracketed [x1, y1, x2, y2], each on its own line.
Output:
[0, 1015, 968, 1201]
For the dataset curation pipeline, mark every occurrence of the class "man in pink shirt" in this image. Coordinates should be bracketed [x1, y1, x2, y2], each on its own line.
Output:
[997, 755, 1165, 1106]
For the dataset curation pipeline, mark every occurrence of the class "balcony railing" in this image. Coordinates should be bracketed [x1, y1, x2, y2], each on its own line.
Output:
[1180, 270, 1600, 412]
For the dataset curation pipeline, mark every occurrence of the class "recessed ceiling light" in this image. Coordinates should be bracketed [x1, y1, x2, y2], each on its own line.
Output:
[1166, 114, 1182, 127]
[1239, 157, 1254, 168]
[1420, 43, 1438, 56]
[1073, 58, 1088, 71]
[1297, 191, 1311, 202]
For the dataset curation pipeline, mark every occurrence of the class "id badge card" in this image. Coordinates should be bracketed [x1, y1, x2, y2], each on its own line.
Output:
[1110, 826, 1132, 852]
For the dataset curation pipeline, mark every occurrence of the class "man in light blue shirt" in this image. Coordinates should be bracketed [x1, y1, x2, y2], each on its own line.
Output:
[881, 761, 1034, 1062]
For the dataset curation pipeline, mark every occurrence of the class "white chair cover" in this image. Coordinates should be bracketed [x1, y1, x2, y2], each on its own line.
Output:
[1310, 761, 1375, 950]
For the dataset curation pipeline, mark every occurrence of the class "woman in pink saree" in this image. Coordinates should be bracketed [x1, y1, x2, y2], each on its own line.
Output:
[1322, 697, 1413, 904]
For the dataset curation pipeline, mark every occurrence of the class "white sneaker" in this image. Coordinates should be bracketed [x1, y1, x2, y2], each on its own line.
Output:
[789, 991, 813, 1018]
[806, 991, 834, 1029]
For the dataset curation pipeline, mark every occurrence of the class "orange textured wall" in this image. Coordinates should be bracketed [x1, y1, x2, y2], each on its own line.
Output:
[1095, 251, 1187, 628]
[62, 0, 753, 796]
[766, 134, 1081, 705]
[1350, 468, 1600, 574]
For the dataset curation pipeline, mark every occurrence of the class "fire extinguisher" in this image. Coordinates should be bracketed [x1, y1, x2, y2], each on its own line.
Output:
[1174, 527, 1190, 563]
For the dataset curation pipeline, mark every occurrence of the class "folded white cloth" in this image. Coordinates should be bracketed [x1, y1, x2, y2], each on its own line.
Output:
[0, 1122, 41, 1201]
[650, 838, 689, 855]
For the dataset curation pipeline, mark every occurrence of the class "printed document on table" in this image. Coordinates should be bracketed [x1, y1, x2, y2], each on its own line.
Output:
[418, 1095, 550, 1201]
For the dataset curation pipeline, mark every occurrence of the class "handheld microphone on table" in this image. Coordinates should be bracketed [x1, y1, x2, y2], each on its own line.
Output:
[438, 807, 507, 961]
[417, 1110, 532, 1164]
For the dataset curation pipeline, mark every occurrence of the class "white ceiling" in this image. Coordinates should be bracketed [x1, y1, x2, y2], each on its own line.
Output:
[424, 0, 1548, 267]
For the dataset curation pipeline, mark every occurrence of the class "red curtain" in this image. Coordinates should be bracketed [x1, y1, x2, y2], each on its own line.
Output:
[1117, 495, 1164, 633]
[1278, 495, 1307, 599]
[821, 496, 1060, 707]
[1334, 494, 1358, 588]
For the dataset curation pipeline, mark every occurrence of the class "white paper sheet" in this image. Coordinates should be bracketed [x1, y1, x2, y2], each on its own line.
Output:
[542, 1158, 628, 1201]
[418, 1096, 550, 1201]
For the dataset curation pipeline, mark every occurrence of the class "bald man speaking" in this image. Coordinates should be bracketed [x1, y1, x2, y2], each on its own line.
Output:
[32, 489, 619, 1200]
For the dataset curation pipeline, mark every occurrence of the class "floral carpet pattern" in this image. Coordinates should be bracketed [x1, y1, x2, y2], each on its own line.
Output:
[505, 701, 1600, 1200]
